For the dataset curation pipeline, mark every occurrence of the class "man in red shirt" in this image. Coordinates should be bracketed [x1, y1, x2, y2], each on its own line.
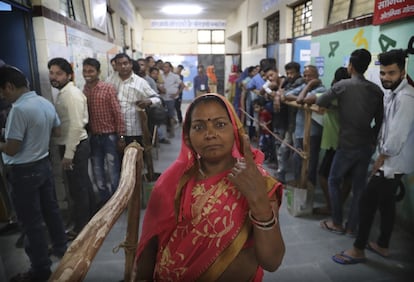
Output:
[82, 58, 126, 207]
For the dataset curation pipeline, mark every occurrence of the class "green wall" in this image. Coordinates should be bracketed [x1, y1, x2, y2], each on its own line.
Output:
[311, 18, 414, 232]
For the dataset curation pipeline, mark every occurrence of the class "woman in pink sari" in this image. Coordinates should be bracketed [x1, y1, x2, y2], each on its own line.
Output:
[132, 94, 285, 281]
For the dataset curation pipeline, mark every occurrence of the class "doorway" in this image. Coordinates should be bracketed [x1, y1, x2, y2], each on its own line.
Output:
[0, 1, 40, 92]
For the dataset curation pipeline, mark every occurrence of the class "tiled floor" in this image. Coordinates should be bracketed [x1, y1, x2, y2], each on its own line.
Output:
[1, 111, 414, 281]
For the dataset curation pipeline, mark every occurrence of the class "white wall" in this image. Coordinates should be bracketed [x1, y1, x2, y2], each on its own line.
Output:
[142, 28, 198, 55]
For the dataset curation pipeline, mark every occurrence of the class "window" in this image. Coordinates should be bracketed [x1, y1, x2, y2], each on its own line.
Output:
[328, 0, 350, 24]
[130, 28, 135, 50]
[292, 1, 312, 38]
[197, 30, 225, 54]
[59, 0, 69, 17]
[266, 12, 280, 44]
[107, 10, 115, 39]
[249, 23, 258, 46]
[120, 19, 127, 48]
[59, 0, 87, 24]
[351, 0, 375, 18]
[328, 0, 375, 24]
[72, 0, 87, 24]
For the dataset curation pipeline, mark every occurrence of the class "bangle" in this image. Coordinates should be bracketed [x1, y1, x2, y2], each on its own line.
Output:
[248, 209, 278, 231]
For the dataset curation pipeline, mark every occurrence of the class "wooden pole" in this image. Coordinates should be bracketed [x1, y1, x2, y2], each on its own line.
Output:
[300, 108, 311, 189]
[123, 153, 143, 281]
[49, 143, 143, 282]
[138, 110, 155, 181]
[280, 101, 323, 189]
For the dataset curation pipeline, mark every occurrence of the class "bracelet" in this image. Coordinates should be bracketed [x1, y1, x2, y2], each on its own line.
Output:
[248, 209, 278, 231]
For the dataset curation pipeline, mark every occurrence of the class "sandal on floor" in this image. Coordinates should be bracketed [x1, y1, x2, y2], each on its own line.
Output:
[366, 242, 390, 258]
[332, 251, 366, 265]
[320, 220, 344, 235]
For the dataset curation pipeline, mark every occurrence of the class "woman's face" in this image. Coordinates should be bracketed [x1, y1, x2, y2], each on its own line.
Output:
[187, 100, 235, 162]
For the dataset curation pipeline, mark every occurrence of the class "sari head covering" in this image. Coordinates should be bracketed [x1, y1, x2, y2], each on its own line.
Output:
[206, 65, 217, 84]
[135, 94, 282, 281]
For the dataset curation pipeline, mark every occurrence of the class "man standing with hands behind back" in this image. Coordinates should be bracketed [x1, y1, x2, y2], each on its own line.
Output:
[48, 57, 95, 240]
[0, 65, 67, 282]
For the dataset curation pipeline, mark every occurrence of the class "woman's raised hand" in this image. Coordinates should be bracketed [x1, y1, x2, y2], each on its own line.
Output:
[228, 134, 268, 203]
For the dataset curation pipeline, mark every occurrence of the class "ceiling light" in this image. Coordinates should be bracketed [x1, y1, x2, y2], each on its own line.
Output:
[161, 4, 203, 15]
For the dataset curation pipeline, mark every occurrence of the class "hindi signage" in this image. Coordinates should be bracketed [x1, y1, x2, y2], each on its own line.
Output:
[373, 0, 414, 25]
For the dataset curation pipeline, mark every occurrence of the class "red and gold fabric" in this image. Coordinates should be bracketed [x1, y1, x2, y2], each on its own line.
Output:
[135, 93, 282, 281]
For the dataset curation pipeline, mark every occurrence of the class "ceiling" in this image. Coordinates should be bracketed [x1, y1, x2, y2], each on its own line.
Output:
[131, 0, 246, 20]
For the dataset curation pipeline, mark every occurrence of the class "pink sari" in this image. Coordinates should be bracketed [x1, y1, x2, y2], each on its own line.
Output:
[135, 94, 282, 281]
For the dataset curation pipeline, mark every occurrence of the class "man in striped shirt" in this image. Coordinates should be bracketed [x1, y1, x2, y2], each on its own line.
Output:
[83, 58, 125, 206]
[106, 53, 160, 146]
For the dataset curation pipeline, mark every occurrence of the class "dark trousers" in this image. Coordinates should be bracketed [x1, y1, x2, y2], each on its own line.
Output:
[7, 158, 67, 275]
[354, 173, 403, 250]
[59, 138, 95, 233]
[328, 146, 373, 232]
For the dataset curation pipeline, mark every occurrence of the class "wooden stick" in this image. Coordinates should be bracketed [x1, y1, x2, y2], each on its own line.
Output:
[49, 143, 144, 282]
[239, 108, 306, 159]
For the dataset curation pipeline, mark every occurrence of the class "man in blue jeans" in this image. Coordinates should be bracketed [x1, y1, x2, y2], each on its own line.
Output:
[83, 58, 126, 206]
[317, 49, 384, 235]
[0, 65, 67, 282]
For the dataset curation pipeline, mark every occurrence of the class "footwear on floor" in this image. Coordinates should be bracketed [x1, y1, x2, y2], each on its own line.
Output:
[66, 229, 78, 241]
[313, 207, 331, 216]
[159, 138, 171, 144]
[48, 246, 66, 259]
[332, 251, 366, 265]
[320, 220, 345, 235]
[345, 229, 357, 238]
[0, 221, 20, 236]
[366, 241, 390, 258]
[10, 269, 51, 282]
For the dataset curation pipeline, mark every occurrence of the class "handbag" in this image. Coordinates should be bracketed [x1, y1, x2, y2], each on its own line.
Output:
[147, 98, 168, 125]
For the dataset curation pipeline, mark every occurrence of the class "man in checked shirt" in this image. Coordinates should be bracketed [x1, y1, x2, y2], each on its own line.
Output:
[83, 58, 126, 207]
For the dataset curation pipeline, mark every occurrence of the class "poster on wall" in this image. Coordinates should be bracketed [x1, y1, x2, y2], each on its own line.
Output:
[154, 55, 198, 101]
[373, 0, 414, 25]
[293, 36, 311, 73]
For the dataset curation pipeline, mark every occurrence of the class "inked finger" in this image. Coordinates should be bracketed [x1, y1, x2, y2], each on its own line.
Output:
[240, 134, 254, 163]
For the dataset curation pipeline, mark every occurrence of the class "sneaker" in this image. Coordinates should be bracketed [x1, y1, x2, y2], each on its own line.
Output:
[10, 269, 51, 282]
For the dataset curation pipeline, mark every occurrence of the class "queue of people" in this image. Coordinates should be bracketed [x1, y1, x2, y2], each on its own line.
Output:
[0, 47, 413, 281]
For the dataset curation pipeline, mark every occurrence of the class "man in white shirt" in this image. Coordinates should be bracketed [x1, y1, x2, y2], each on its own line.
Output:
[48, 57, 95, 240]
[107, 53, 160, 146]
[161, 62, 184, 138]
